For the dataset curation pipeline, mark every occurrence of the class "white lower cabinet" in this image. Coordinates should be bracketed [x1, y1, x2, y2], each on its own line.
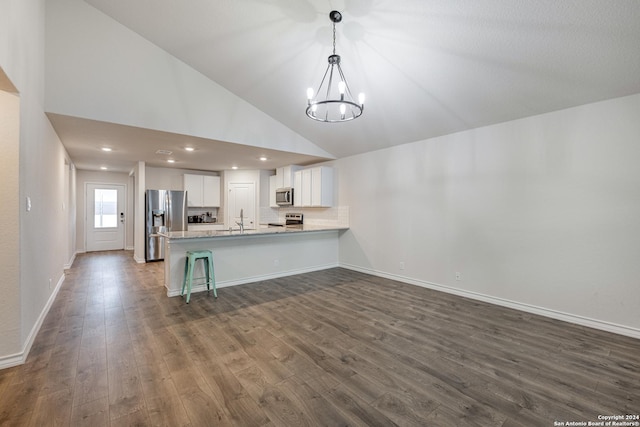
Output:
[294, 166, 333, 207]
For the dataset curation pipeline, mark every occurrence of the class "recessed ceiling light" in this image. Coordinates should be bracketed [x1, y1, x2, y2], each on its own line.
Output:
[101, 147, 112, 152]
[156, 149, 173, 155]
[185, 147, 195, 152]
[167, 159, 175, 163]
[231, 166, 238, 170]
[259, 156, 268, 161]
[100, 166, 108, 170]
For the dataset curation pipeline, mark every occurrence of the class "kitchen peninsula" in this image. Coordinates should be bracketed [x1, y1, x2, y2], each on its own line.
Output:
[160, 225, 348, 298]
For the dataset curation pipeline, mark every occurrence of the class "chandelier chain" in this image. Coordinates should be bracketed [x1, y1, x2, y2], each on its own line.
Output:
[332, 21, 336, 56]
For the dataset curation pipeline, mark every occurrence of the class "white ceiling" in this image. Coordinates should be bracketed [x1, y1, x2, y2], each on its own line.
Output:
[56, 0, 640, 172]
[48, 113, 330, 172]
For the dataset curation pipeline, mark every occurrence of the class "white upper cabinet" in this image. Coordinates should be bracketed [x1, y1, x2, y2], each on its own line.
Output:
[184, 174, 220, 207]
[269, 175, 278, 208]
[275, 165, 300, 188]
[311, 166, 333, 207]
[274, 168, 284, 189]
[294, 166, 333, 207]
[294, 170, 302, 207]
[301, 169, 312, 207]
[202, 175, 221, 207]
[184, 174, 203, 206]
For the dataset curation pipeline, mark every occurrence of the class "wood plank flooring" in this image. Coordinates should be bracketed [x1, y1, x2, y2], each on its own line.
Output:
[1, 250, 638, 426]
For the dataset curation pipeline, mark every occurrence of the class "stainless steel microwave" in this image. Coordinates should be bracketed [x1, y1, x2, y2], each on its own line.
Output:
[275, 187, 294, 206]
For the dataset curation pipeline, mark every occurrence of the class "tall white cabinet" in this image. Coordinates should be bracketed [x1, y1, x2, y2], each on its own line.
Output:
[183, 174, 221, 207]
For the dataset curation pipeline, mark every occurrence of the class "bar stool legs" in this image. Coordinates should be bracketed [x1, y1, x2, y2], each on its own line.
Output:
[181, 250, 217, 303]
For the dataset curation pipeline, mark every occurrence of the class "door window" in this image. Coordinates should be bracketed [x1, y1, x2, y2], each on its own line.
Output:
[94, 188, 118, 228]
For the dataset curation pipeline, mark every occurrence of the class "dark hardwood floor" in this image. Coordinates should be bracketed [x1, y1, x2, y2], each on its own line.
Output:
[1, 251, 638, 426]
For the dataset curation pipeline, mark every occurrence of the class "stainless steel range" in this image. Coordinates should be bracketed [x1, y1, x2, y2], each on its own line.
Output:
[268, 213, 303, 229]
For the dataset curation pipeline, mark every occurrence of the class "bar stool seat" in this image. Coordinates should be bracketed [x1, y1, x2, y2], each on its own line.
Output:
[182, 250, 217, 303]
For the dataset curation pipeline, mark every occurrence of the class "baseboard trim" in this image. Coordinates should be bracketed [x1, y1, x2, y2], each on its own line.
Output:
[166, 262, 340, 297]
[0, 274, 65, 370]
[133, 254, 146, 264]
[340, 263, 640, 340]
[64, 252, 77, 270]
[0, 352, 25, 370]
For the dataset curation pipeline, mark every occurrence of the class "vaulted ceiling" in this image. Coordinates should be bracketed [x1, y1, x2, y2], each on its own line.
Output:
[52, 0, 640, 172]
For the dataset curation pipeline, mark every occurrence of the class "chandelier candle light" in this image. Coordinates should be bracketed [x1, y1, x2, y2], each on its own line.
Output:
[306, 10, 365, 122]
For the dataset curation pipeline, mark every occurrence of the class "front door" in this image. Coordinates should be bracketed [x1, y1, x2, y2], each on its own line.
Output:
[227, 182, 255, 230]
[86, 183, 125, 251]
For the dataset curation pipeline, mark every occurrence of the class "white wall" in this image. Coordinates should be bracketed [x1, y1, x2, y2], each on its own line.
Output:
[0, 78, 21, 360]
[337, 93, 640, 337]
[44, 0, 332, 159]
[132, 162, 146, 263]
[75, 170, 133, 252]
[0, 0, 75, 367]
[64, 161, 77, 267]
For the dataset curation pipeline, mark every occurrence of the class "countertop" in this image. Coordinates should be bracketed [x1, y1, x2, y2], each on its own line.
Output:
[161, 224, 348, 240]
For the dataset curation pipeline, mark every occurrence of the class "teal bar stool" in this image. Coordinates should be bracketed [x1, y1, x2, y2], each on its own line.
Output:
[181, 250, 217, 303]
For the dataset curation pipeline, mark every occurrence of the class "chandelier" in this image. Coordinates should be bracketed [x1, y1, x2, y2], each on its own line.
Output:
[306, 10, 365, 123]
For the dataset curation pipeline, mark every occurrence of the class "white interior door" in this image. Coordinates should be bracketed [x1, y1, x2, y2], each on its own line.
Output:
[86, 183, 125, 251]
[228, 182, 255, 229]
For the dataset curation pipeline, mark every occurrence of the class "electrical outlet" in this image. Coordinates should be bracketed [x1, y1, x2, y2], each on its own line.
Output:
[399, 261, 405, 270]
[455, 272, 462, 281]
[49, 278, 52, 289]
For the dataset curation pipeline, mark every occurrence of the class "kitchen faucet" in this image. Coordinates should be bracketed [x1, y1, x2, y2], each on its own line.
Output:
[236, 208, 244, 232]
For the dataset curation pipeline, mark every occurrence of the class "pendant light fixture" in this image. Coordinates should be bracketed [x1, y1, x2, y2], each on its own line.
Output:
[306, 10, 365, 123]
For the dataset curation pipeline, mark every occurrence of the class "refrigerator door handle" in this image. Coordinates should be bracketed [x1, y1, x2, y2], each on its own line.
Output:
[165, 192, 171, 230]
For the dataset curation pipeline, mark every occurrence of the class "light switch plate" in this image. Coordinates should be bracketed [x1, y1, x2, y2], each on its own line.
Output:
[26, 196, 31, 212]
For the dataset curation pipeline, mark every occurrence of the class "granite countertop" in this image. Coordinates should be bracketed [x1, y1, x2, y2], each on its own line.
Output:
[161, 224, 348, 240]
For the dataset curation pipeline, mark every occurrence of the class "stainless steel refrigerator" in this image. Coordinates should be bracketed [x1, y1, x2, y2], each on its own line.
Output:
[145, 190, 188, 261]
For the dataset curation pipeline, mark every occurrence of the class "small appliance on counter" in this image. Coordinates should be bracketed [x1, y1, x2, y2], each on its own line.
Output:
[188, 212, 217, 224]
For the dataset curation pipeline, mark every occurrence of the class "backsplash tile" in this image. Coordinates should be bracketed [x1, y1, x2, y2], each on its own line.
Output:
[259, 207, 280, 224]
[270, 206, 349, 227]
